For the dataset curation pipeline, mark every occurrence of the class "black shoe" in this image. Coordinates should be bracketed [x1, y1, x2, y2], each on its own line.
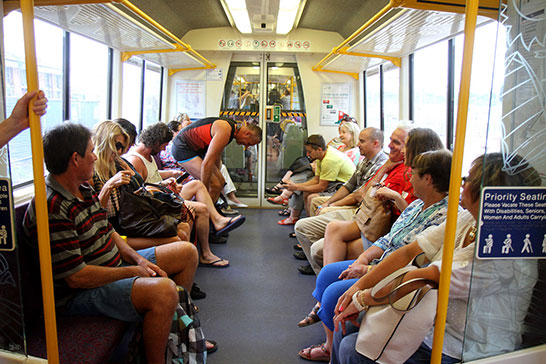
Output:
[298, 264, 315, 275]
[289, 232, 296, 238]
[293, 243, 302, 251]
[190, 283, 207, 300]
[293, 251, 307, 260]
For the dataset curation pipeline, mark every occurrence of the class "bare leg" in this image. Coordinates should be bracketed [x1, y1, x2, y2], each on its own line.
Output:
[132, 277, 178, 364]
[184, 200, 229, 267]
[180, 180, 233, 231]
[322, 220, 361, 265]
[347, 238, 365, 260]
[126, 236, 179, 250]
[154, 241, 199, 290]
[305, 192, 320, 215]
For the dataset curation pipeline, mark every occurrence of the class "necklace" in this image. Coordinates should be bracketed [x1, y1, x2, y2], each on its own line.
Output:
[468, 225, 477, 242]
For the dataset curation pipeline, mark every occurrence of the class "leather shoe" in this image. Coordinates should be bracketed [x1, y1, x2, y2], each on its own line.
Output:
[298, 264, 315, 275]
[293, 243, 302, 251]
[293, 251, 307, 260]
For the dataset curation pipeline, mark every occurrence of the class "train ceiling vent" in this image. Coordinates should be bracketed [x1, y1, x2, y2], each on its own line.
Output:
[252, 14, 276, 33]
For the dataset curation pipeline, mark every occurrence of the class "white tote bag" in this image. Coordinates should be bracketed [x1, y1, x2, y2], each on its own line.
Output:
[355, 262, 437, 364]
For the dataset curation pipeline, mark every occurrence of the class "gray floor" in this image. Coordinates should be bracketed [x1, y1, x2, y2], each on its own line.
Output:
[195, 208, 325, 363]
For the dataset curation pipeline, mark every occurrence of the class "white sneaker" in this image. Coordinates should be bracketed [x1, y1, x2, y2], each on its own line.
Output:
[228, 200, 248, 208]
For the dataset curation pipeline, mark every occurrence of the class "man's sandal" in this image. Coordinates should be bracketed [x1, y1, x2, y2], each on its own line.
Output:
[298, 343, 330, 362]
[298, 303, 321, 327]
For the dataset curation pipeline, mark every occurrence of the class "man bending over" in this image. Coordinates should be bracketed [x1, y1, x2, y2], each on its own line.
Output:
[171, 117, 262, 201]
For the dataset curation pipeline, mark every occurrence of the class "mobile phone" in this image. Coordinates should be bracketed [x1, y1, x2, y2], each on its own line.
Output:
[176, 172, 190, 183]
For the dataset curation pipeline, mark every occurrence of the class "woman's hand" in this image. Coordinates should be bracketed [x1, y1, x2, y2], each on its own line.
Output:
[375, 186, 400, 201]
[338, 264, 367, 280]
[109, 170, 134, 188]
[333, 299, 360, 335]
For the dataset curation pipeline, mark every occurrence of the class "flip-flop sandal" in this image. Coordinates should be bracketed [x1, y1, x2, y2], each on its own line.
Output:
[293, 243, 302, 251]
[214, 215, 246, 237]
[298, 343, 330, 362]
[278, 217, 298, 225]
[199, 258, 230, 268]
[278, 208, 290, 216]
[298, 303, 321, 327]
[289, 232, 297, 238]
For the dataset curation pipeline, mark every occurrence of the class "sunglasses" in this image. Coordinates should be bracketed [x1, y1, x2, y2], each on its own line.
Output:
[115, 141, 125, 151]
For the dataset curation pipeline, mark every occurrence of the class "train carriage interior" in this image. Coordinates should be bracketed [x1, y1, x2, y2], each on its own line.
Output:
[0, 0, 546, 363]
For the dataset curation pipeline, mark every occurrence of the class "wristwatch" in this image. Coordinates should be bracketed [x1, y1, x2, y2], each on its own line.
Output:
[352, 289, 369, 312]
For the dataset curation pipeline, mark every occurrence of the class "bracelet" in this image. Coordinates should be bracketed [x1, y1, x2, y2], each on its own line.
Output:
[367, 265, 372, 273]
[352, 289, 369, 312]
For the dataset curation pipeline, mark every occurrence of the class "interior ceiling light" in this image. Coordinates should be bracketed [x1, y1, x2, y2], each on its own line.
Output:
[225, 0, 252, 34]
[276, 0, 300, 34]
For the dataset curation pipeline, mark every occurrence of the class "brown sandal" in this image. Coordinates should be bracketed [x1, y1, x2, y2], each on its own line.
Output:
[298, 343, 330, 362]
[298, 303, 321, 327]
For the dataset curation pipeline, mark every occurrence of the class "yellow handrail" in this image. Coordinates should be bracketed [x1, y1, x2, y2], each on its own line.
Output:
[119, 0, 216, 70]
[20, 1, 59, 363]
[430, 0, 479, 363]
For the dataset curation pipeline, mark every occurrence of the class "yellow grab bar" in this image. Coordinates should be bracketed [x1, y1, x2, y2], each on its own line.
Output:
[430, 0, 480, 363]
[21, 1, 59, 363]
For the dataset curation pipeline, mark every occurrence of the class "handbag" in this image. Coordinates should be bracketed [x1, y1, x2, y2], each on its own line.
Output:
[354, 185, 393, 242]
[165, 286, 207, 364]
[355, 255, 437, 364]
[288, 156, 312, 174]
[117, 183, 184, 238]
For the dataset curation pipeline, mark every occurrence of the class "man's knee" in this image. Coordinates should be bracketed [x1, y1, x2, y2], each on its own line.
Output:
[310, 240, 324, 267]
[134, 277, 178, 312]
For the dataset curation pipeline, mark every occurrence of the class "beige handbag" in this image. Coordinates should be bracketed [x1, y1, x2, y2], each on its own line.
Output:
[355, 256, 437, 364]
[354, 186, 393, 242]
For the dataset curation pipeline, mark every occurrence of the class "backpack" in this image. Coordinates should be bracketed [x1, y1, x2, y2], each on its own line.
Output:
[165, 286, 207, 364]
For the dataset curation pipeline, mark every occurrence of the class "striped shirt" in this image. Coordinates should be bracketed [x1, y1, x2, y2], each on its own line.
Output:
[23, 174, 121, 306]
[343, 151, 388, 192]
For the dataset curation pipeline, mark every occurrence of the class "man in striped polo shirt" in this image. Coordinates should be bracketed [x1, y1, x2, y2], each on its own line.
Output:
[24, 123, 199, 364]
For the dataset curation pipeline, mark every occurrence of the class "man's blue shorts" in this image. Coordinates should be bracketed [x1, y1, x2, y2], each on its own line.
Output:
[60, 247, 157, 322]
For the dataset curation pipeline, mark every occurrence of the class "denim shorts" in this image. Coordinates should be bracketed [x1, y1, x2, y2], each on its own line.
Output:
[60, 247, 157, 322]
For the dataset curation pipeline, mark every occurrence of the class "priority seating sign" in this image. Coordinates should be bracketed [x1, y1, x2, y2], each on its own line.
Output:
[477, 187, 546, 259]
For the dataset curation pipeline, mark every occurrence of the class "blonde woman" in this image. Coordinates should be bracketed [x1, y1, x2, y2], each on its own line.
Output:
[337, 121, 361, 165]
[91, 121, 188, 247]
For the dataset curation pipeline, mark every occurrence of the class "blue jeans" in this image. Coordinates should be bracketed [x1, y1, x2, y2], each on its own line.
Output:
[331, 322, 460, 364]
[312, 260, 357, 330]
[60, 247, 157, 322]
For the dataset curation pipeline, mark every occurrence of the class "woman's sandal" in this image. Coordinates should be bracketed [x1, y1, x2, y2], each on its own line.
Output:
[298, 343, 330, 362]
[298, 303, 321, 327]
[278, 208, 290, 216]
[265, 184, 283, 195]
[267, 196, 288, 206]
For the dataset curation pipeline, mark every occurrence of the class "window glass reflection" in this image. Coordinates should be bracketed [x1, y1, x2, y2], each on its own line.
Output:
[3, 12, 63, 186]
[70, 32, 108, 129]
[143, 62, 162, 128]
[383, 63, 400, 143]
[365, 68, 381, 129]
[122, 58, 143, 127]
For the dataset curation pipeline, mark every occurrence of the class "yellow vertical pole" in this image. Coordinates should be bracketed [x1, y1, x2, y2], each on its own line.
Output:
[430, 0, 479, 363]
[20, 1, 60, 363]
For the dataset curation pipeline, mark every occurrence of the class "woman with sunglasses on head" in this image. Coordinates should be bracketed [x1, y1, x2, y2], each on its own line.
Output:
[91, 121, 189, 247]
[331, 153, 540, 364]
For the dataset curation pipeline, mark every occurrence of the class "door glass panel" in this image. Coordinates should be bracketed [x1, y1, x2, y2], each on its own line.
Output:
[220, 62, 261, 197]
[265, 63, 307, 194]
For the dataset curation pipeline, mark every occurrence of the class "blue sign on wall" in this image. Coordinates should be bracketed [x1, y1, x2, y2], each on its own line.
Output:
[477, 187, 546, 259]
[0, 178, 14, 252]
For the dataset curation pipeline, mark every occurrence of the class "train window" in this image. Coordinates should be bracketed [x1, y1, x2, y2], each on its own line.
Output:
[122, 58, 143, 128]
[70, 32, 109, 129]
[383, 62, 400, 142]
[143, 62, 162, 128]
[413, 41, 449, 144]
[4, 11, 63, 186]
[365, 67, 381, 129]
[455, 22, 505, 173]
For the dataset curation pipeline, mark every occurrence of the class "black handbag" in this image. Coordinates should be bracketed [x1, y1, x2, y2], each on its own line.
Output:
[117, 183, 183, 238]
[288, 156, 312, 174]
